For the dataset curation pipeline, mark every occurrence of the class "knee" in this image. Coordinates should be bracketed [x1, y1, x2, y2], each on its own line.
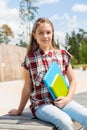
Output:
[61, 119, 73, 130]
[55, 117, 74, 130]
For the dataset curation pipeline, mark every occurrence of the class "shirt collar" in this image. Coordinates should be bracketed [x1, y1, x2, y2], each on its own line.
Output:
[38, 48, 54, 58]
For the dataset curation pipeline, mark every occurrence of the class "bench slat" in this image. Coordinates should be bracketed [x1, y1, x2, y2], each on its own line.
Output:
[0, 92, 87, 130]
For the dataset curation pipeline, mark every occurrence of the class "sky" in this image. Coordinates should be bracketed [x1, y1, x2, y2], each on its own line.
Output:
[0, 0, 87, 44]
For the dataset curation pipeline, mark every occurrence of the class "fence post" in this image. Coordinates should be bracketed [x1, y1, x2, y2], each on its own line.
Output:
[1, 62, 5, 81]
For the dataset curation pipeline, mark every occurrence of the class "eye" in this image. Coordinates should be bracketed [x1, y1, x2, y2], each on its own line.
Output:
[47, 31, 51, 34]
[38, 32, 43, 34]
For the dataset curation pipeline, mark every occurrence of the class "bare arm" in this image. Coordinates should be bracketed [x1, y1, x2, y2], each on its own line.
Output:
[8, 70, 32, 115]
[66, 64, 77, 100]
[54, 64, 77, 108]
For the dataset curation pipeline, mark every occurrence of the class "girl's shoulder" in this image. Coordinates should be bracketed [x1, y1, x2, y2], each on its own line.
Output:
[62, 49, 72, 58]
[27, 49, 41, 57]
[55, 49, 72, 57]
[27, 50, 37, 57]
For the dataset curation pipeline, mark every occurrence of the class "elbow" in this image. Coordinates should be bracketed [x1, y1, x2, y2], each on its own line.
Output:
[69, 77, 77, 88]
[72, 78, 77, 91]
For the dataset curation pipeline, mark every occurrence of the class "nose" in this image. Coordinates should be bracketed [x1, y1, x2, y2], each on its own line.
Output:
[43, 33, 48, 37]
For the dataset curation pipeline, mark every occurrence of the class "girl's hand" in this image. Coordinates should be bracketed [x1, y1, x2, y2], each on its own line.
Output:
[8, 109, 21, 116]
[54, 96, 71, 108]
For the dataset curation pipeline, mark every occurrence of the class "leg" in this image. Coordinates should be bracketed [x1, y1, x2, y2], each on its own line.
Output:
[62, 100, 87, 130]
[35, 104, 74, 130]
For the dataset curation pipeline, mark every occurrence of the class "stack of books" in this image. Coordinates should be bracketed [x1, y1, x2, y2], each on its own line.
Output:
[43, 62, 69, 100]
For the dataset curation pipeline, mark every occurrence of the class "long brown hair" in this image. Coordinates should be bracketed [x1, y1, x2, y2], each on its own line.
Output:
[27, 18, 57, 55]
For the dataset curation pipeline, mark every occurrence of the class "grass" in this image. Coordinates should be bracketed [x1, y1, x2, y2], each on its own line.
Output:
[72, 64, 84, 69]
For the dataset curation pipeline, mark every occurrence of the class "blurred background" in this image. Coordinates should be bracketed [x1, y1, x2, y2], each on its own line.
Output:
[0, 44, 26, 81]
[0, 0, 87, 82]
[0, 0, 87, 116]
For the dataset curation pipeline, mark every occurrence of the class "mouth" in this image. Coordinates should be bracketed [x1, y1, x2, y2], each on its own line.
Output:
[42, 40, 49, 43]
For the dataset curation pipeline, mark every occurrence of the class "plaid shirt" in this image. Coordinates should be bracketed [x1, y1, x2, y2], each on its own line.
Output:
[22, 48, 71, 115]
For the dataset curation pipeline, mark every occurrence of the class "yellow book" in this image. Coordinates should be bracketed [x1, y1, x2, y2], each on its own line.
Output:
[50, 74, 68, 98]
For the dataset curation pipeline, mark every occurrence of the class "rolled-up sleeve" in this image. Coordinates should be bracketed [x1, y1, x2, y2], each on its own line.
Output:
[21, 56, 30, 70]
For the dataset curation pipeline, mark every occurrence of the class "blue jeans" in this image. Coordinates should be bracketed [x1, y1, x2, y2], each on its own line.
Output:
[35, 100, 87, 130]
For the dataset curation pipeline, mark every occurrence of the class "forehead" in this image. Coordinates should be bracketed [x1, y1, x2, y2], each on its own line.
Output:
[36, 22, 52, 31]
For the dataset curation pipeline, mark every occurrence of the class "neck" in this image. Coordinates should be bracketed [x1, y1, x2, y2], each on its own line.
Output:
[39, 46, 54, 52]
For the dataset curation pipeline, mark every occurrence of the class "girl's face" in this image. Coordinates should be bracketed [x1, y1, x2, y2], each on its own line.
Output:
[34, 22, 53, 51]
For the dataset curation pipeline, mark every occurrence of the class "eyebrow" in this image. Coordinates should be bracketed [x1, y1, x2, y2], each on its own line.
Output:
[36, 29, 52, 32]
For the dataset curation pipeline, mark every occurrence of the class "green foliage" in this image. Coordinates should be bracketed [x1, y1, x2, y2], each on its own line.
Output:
[71, 56, 78, 65]
[19, 0, 38, 22]
[19, 0, 39, 43]
[0, 24, 14, 44]
[80, 42, 87, 63]
[0, 33, 4, 43]
[65, 28, 87, 64]
[55, 39, 60, 48]
[16, 39, 28, 48]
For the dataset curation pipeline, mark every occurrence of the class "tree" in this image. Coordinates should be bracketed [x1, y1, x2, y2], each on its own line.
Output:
[55, 39, 60, 48]
[0, 27, 4, 44]
[80, 42, 87, 63]
[19, 0, 39, 43]
[66, 31, 81, 63]
[65, 29, 87, 64]
[0, 24, 14, 44]
[16, 39, 27, 48]
[79, 29, 87, 64]
[2, 24, 13, 37]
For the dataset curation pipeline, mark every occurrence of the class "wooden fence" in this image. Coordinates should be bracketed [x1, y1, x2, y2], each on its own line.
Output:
[0, 44, 26, 81]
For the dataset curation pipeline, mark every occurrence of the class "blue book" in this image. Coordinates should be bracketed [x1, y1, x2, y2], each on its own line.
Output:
[43, 62, 69, 100]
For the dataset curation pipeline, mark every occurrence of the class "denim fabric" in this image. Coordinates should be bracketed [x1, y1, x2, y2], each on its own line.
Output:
[35, 100, 87, 130]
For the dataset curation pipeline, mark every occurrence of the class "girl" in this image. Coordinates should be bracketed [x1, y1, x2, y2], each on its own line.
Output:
[9, 18, 87, 130]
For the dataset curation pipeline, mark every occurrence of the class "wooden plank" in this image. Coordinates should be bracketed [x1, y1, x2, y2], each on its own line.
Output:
[0, 124, 55, 130]
[0, 116, 82, 130]
[0, 92, 87, 130]
[0, 116, 54, 126]
[73, 122, 83, 130]
[73, 92, 87, 107]
[0, 113, 56, 130]
[0, 114, 82, 130]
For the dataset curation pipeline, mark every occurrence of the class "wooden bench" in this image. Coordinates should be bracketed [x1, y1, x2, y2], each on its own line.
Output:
[82, 64, 87, 70]
[0, 92, 87, 130]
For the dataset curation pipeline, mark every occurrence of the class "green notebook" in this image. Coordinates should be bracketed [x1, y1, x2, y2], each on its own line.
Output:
[50, 74, 68, 98]
[43, 62, 69, 99]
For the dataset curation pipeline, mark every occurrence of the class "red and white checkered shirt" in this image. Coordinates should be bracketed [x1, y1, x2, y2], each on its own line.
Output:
[22, 48, 71, 115]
